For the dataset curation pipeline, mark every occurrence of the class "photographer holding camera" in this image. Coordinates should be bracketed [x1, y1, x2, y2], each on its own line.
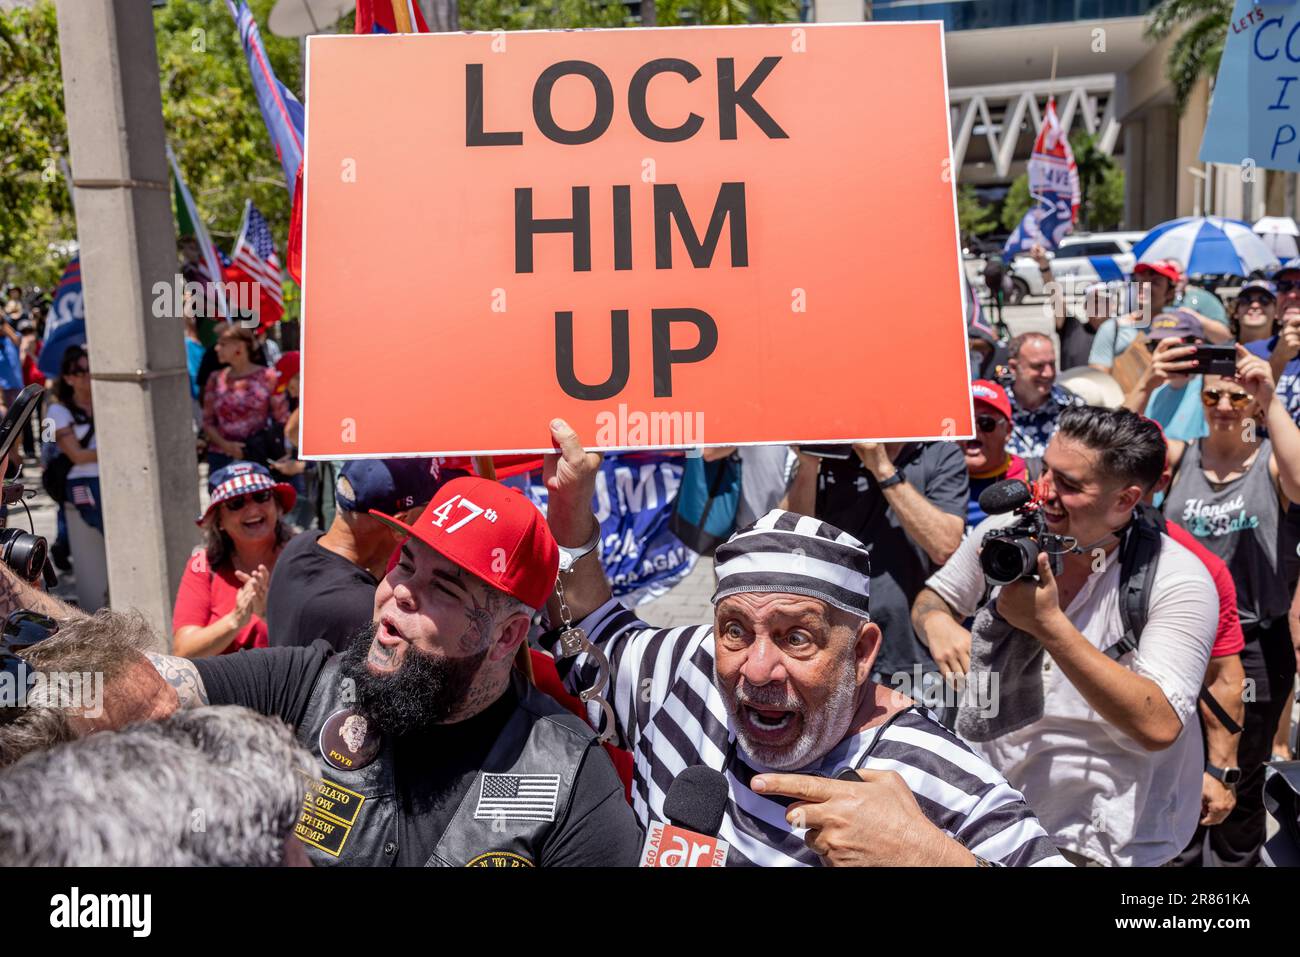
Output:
[911, 406, 1217, 865]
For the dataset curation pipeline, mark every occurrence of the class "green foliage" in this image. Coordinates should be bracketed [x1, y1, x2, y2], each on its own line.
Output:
[0, 2, 72, 291]
[1093, 164, 1126, 231]
[3, 0, 802, 296]
[1, 0, 304, 299]
[1070, 129, 1124, 231]
[1000, 173, 1031, 233]
[1146, 0, 1232, 113]
[154, 0, 300, 244]
[650, 0, 797, 25]
[957, 184, 995, 240]
[460, 0, 627, 30]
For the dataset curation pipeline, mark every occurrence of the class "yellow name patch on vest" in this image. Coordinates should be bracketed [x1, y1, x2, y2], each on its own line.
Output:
[295, 776, 366, 858]
[466, 851, 534, 868]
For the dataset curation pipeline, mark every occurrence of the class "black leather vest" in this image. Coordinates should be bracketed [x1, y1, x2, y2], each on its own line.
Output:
[293, 658, 595, 867]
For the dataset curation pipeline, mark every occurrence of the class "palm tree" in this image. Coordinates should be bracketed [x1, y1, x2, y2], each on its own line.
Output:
[1145, 0, 1233, 113]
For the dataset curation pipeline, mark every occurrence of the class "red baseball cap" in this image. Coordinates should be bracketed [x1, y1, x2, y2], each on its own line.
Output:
[970, 379, 1012, 421]
[1134, 260, 1182, 284]
[370, 476, 559, 610]
[274, 351, 300, 394]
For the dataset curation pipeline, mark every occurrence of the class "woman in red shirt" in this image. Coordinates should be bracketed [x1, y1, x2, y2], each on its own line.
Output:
[173, 461, 297, 657]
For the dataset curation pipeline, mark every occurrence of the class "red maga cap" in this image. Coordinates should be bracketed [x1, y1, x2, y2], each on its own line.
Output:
[971, 379, 1012, 421]
[370, 476, 559, 610]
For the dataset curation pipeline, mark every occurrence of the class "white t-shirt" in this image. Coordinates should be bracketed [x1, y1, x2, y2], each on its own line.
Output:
[47, 402, 97, 480]
[926, 512, 1217, 866]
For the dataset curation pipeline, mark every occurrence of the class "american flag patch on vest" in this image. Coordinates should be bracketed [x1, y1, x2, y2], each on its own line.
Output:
[473, 773, 561, 822]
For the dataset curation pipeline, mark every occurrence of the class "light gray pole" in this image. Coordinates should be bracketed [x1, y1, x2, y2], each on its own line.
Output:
[54, 0, 199, 643]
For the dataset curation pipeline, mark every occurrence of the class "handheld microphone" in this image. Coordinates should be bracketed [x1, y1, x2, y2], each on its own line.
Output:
[978, 478, 1033, 516]
[639, 767, 731, 867]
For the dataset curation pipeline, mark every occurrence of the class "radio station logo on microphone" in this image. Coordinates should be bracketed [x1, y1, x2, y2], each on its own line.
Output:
[640, 821, 729, 868]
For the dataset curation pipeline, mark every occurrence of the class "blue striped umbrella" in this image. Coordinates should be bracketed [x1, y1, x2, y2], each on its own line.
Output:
[1133, 216, 1279, 277]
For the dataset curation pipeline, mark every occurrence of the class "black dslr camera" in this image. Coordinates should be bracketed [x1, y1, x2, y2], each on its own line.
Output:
[978, 478, 1072, 586]
[0, 385, 52, 584]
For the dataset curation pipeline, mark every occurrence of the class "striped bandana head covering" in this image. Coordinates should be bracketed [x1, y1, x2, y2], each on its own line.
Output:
[711, 510, 871, 620]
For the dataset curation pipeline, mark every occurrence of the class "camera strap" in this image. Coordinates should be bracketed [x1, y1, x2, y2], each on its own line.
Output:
[1101, 505, 1242, 735]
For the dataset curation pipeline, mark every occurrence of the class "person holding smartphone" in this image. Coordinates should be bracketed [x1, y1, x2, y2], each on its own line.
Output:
[1161, 346, 1300, 865]
[1123, 310, 1212, 443]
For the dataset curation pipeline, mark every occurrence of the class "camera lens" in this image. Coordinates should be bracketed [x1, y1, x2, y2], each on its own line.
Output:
[0, 528, 47, 584]
[980, 535, 1041, 586]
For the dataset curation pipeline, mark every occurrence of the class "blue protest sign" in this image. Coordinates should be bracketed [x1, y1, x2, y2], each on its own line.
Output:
[1201, 1, 1300, 171]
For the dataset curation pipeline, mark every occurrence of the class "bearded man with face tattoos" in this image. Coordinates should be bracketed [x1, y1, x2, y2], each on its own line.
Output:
[541, 420, 1066, 867]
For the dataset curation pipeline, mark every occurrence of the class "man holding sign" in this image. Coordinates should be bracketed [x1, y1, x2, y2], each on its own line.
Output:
[540, 419, 1066, 866]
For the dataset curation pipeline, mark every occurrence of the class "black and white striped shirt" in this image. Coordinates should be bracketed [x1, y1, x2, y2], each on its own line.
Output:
[551, 599, 1067, 867]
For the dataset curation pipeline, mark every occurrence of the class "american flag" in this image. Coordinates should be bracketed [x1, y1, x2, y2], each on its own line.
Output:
[473, 774, 561, 822]
[230, 201, 284, 322]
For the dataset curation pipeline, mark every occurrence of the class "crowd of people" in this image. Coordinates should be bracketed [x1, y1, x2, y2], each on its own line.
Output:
[0, 254, 1298, 869]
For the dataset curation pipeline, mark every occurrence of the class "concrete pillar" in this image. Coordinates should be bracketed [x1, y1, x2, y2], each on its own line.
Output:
[1177, 77, 1210, 218]
[55, 0, 200, 642]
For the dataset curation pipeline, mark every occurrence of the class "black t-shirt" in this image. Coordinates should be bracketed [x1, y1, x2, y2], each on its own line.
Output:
[193, 644, 641, 867]
[266, 530, 378, 652]
[815, 442, 969, 680]
[1057, 310, 1097, 371]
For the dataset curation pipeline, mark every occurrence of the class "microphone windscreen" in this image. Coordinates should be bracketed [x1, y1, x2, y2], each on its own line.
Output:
[663, 766, 729, 837]
[978, 478, 1032, 516]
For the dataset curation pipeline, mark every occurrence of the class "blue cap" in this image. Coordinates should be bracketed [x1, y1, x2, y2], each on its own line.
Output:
[335, 458, 462, 514]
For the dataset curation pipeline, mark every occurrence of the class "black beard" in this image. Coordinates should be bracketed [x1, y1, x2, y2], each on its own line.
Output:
[339, 623, 490, 736]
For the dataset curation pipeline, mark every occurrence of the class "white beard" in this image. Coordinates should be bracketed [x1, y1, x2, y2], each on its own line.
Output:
[715, 654, 859, 772]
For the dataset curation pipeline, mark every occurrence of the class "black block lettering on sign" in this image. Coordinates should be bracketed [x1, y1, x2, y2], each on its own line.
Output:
[465, 64, 523, 146]
[515, 187, 592, 273]
[534, 61, 615, 145]
[654, 183, 748, 269]
[652, 308, 717, 397]
[628, 58, 704, 142]
[717, 57, 788, 141]
[555, 310, 631, 400]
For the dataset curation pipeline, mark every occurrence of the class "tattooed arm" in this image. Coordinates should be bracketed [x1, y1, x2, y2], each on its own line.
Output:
[0, 561, 86, 622]
[144, 652, 209, 709]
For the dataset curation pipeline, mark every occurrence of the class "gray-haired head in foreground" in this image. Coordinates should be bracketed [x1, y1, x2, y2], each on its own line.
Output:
[711, 509, 871, 621]
[0, 706, 314, 866]
[0, 609, 158, 768]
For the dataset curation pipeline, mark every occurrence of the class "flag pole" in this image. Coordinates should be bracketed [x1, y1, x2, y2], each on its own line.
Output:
[389, 0, 414, 32]
[377, 2, 531, 681]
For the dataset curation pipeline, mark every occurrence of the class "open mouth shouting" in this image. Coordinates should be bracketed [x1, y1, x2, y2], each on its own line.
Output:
[736, 689, 805, 746]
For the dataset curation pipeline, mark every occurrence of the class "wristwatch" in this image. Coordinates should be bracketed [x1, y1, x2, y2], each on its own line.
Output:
[556, 522, 601, 573]
[876, 470, 907, 491]
[1206, 764, 1242, 787]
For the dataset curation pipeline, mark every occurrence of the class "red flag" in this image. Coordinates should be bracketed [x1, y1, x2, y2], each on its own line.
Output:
[355, 0, 429, 33]
[286, 165, 303, 284]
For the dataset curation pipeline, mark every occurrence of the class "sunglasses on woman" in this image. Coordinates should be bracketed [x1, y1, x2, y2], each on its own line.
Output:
[975, 415, 1003, 434]
[1237, 296, 1272, 309]
[1275, 280, 1300, 294]
[1200, 389, 1251, 409]
[222, 490, 274, 512]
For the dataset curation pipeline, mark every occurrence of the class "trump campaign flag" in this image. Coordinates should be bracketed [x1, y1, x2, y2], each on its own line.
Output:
[37, 257, 85, 378]
[226, 200, 284, 327]
[226, 0, 303, 190]
[1003, 99, 1080, 258]
[226, 0, 305, 281]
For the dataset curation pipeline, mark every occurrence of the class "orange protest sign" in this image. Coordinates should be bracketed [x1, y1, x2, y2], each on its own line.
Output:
[300, 23, 972, 457]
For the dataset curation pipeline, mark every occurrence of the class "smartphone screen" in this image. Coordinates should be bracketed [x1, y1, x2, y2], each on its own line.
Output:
[1190, 345, 1237, 376]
